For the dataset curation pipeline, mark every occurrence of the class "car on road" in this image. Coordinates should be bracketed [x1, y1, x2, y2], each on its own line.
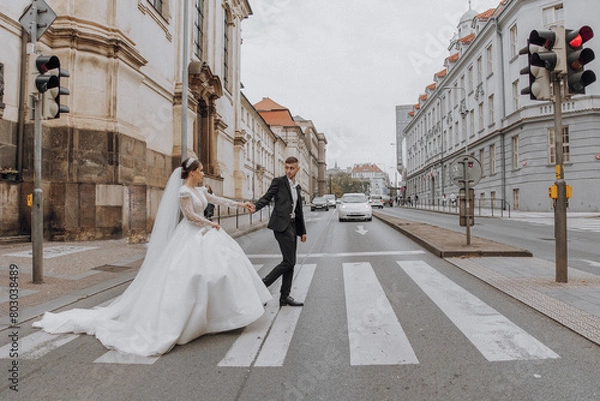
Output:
[323, 194, 337, 208]
[338, 193, 372, 222]
[370, 195, 385, 209]
[310, 196, 329, 211]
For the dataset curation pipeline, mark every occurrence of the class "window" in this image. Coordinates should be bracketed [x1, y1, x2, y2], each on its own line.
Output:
[149, 0, 164, 15]
[486, 44, 493, 76]
[477, 56, 482, 83]
[479, 148, 485, 177]
[478, 102, 484, 131]
[490, 144, 496, 175]
[512, 80, 520, 111]
[510, 24, 518, 58]
[512, 136, 519, 169]
[548, 126, 570, 164]
[543, 4, 564, 27]
[488, 94, 494, 125]
[223, 9, 232, 91]
[468, 66, 473, 92]
[513, 188, 520, 210]
[469, 110, 474, 139]
[194, 0, 205, 59]
[0, 63, 5, 112]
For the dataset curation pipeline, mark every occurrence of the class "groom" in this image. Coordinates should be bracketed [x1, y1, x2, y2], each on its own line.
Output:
[252, 156, 307, 307]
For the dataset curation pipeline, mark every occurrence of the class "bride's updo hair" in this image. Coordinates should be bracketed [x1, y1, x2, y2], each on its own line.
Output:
[181, 157, 201, 179]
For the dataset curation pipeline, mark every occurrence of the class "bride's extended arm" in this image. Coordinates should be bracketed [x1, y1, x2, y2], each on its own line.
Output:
[180, 195, 217, 228]
[205, 192, 253, 212]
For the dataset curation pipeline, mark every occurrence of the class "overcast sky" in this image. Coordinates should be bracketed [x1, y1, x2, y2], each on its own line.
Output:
[240, 0, 501, 178]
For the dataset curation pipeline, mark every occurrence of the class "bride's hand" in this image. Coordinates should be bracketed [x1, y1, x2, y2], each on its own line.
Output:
[211, 222, 221, 230]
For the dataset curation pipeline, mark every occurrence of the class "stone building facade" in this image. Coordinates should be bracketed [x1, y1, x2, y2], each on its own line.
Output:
[399, 0, 600, 212]
[0, 1, 327, 240]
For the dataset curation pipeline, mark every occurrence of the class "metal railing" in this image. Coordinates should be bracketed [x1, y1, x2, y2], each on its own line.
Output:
[398, 197, 511, 218]
[213, 204, 272, 229]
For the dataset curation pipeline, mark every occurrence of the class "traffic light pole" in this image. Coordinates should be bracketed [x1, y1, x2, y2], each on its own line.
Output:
[32, 92, 44, 283]
[552, 72, 568, 283]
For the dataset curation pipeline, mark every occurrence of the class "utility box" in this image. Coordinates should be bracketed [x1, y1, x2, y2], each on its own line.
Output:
[459, 188, 474, 227]
[548, 184, 572, 199]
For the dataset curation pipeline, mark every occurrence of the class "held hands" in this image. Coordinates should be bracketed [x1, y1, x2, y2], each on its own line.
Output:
[239, 202, 256, 213]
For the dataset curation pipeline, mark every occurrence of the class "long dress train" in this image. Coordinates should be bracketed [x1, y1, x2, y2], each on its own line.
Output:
[33, 172, 271, 356]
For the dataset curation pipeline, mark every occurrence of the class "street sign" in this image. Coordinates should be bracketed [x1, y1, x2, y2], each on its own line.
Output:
[450, 155, 482, 186]
[19, 0, 57, 41]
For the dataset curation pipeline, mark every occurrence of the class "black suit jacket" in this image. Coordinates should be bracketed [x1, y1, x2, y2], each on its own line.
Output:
[254, 176, 307, 235]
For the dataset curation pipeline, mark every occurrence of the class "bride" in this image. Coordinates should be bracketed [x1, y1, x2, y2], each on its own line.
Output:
[33, 157, 272, 356]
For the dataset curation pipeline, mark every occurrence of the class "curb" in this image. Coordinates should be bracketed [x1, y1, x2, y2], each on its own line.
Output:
[373, 212, 532, 258]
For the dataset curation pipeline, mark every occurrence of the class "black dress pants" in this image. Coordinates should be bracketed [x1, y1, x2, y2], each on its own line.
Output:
[263, 221, 297, 298]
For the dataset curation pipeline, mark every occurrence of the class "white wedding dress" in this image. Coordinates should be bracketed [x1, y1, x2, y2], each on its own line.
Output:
[33, 168, 271, 356]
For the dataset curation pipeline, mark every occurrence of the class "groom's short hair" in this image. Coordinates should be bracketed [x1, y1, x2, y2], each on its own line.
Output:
[285, 156, 299, 164]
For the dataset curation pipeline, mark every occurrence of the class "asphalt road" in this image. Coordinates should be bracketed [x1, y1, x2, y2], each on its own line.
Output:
[2, 208, 600, 400]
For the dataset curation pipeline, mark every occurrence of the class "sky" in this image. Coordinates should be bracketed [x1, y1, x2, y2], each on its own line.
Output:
[240, 0, 501, 180]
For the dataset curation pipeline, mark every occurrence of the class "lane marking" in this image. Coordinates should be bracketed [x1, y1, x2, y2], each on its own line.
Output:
[355, 225, 368, 235]
[399, 260, 560, 361]
[253, 264, 316, 367]
[343, 262, 419, 366]
[248, 250, 425, 259]
[0, 331, 78, 360]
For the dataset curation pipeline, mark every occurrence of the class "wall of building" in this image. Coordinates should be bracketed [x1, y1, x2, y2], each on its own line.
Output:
[0, 0, 252, 239]
[401, 0, 600, 212]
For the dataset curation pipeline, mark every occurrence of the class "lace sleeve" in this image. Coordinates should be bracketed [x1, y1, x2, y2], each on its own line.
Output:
[205, 191, 240, 209]
[179, 191, 213, 228]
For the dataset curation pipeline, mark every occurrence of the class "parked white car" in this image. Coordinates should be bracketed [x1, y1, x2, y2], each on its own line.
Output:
[338, 193, 372, 222]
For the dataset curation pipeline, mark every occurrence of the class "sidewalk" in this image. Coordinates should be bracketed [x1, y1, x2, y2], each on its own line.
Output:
[1, 208, 599, 347]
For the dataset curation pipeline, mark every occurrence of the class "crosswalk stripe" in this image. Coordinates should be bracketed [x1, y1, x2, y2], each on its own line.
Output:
[343, 262, 419, 366]
[219, 264, 316, 367]
[94, 350, 159, 365]
[0, 331, 78, 360]
[217, 300, 280, 367]
[247, 250, 425, 259]
[399, 260, 560, 361]
[253, 264, 316, 367]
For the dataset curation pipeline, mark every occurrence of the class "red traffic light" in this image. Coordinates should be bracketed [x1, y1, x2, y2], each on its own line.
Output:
[35, 55, 60, 74]
[567, 26, 593, 48]
[565, 25, 596, 95]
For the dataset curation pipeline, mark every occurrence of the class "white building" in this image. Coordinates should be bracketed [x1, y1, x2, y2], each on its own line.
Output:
[351, 163, 388, 196]
[400, 0, 600, 212]
[0, 1, 327, 240]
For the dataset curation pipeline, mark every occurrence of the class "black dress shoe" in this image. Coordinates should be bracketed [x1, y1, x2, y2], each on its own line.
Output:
[279, 296, 304, 307]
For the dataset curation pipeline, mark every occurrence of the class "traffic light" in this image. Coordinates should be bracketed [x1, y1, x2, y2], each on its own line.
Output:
[520, 29, 558, 100]
[565, 25, 596, 95]
[28, 53, 69, 119]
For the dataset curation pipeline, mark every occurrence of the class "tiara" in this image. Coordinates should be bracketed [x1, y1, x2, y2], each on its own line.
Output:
[185, 158, 197, 169]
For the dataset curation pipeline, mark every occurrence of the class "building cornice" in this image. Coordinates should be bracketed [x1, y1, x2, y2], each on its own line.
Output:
[42, 16, 147, 70]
